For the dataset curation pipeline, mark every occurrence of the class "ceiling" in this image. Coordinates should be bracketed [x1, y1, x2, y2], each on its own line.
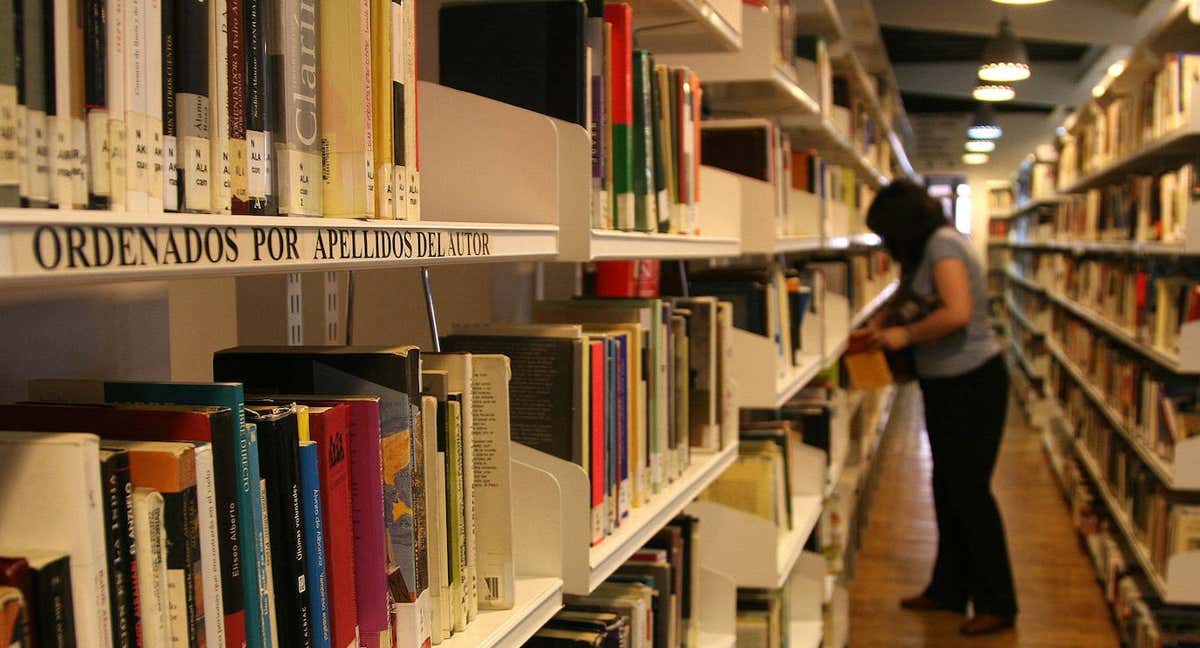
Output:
[867, 0, 1177, 176]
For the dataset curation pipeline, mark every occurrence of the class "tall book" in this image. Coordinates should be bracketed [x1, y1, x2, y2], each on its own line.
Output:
[24, 382, 270, 648]
[0, 552, 77, 648]
[244, 0, 275, 215]
[604, 3, 633, 231]
[390, 0, 407, 221]
[269, 0, 321, 216]
[147, 0, 165, 212]
[83, 0, 110, 208]
[132, 487, 171, 648]
[21, 0, 51, 208]
[0, 402, 250, 648]
[401, 0, 418, 220]
[98, 448, 138, 648]
[370, 0, 395, 219]
[467, 355, 516, 610]
[298, 441, 332, 648]
[122, 0, 147, 211]
[585, 16, 606, 229]
[631, 50, 654, 233]
[176, 0, 210, 212]
[105, 0, 127, 212]
[0, 0, 18, 207]
[417, 390, 449, 641]
[0, 432, 112, 648]
[210, 0, 232, 213]
[649, 64, 668, 233]
[319, 0, 375, 217]
[228, 0, 249, 213]
[105, 440, 204, 648]
[50, 0, 88, 209]
[192, 442, 228, 648]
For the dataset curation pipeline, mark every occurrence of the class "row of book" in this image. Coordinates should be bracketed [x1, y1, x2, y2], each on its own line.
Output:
[1058, 53, 1200, 188]
[988, 184, 1014, 216]
[448, 295, 737, 547]
[1048, 161, 1197, 244]
[436, 0, 701, 236]
[0, 344, 520, 648]
[1050, 357, 1200, 581]
[1014, 251, 1200, 358]
[1014, 156, 1058, 207]
[0, 0, 421, 218]
[525, 515, 701, 648]
[734, 585, 795, 647]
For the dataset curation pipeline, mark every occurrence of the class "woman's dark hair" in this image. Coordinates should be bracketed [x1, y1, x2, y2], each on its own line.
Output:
[866, 179, 951, 272]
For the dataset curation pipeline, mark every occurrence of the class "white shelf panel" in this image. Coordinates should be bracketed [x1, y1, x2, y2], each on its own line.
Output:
[0, 210, 560, 287]
[775, 355, 825, 409]
[628, 0, 742, 53]
[790, 620, 824, 648]
[776, 235, 825, 253]
[567, 229, 741, 261]
[848, 280, 898, 330]
[697, 632, 736, 648]
[438, 577, 563, 648]
[1007, 238, 1199, 256]
[824, 233, 883, 250]
[1060, 127, 1200, 195]
[586, 443, 739, 593]
[996, 197, 1063, 220]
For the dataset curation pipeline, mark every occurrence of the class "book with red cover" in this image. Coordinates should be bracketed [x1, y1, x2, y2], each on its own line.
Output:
[595, 260, 660, 298]
[0, 403, 247, 648]
[0, 558, 34, 645]
[589, 339, 606, 547]
[604, 3, 634, 231]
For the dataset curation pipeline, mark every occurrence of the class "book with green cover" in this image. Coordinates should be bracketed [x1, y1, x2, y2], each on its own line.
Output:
[632, 50, 655, 233]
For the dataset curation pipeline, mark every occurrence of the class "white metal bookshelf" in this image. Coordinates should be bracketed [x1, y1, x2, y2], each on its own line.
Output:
[627, 0, 743, 53]
[437, 577, 564, 648]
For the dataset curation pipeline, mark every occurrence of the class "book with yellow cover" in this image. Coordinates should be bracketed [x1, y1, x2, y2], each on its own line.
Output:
[320, 0, 376, 217]
[370, 0, 396, 219]
[843, 330, 894, 390]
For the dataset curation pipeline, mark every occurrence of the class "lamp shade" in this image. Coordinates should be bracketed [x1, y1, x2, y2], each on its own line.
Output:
[967, 103, 1003, 139]
[963, 152, 990, 165]
[991, 0, 1051, 4]
[973, 83, 1015, 102]
[965, 140, 996, 153]
[978, 18, 1030, 82]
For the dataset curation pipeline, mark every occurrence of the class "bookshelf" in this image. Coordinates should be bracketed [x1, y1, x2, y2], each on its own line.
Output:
[780, 116, 890, 189]
[626, 0, 743, 53]
[437, 577, 564, 648]
[740, 184, 824, 255]
[696, 566, 739, 648]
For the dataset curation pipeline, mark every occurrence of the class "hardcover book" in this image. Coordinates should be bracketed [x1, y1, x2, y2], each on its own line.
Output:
[269, 0, 322, 216]
[370, 0, 395, 219]
[466, 355, 516, 610]
[0, 551, 76, 648]
[192, 442, 228, 648]
[604, 3, 633, 230]
[319, 0, 375, 217]
[390, 0, 407, 221]
[132, 486, 171, 648]
[98, 447, 138, 648]
[210, 0, 232, 213]
[228, 0, 250, 213]
[0, 1, 19, 206]
[298, 441, 332, 648]
[82, 0, 109, 208]
[176, 0, 211, 212]
[244, 0, 275, 215]
[21, 0, 51, 208]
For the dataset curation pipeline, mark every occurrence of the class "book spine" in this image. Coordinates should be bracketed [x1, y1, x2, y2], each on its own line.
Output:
[590, 341, 605, 546]
[585, 18, 606, 229]
[270, 0, 320, 216]
[101, 452, 138, 648]
[469, 361, 516, 610]
[194, 444, 228, 648]
[649, 67, 667, 233]
[299, 443, 332, 648]
[210, 0, 231, 213]
[617, 338, 630, 519]
[258, 480, 279, 648]
[106, 0, 127, 212]
[369, 0, 392, 219]
[313, 418, 356, 648]
[22, 0, 50, 207]
[0, 0, 18, 207]
[48, 0, 66, 207]
[243, 0, 273, 214]
[161, 485, 201, 648]
[35, 554, 78, 648]
[175, 0, 210, 212]
[389, 0, 405, 221]
[402, 0, 417, 220]
[688, 71, 700, 233]
[317, 0, 374, 217]
[123, 0, 146, 212]
[240, 423, 273, 648]
[84, 0, 110, 208]
[604, 4, 633, 231]
[209, 420, 247, 648]
[261, 424, 312, 648]
[458, 400, 475, 625]
[227, 0, 248, 213]
[68, 0, 89, 208]
[133, 487, 170, 648]
[632, 50, 654, 233]
[418, 395, 445, 638]
[384, 392, 425, 647]
[348, 407, 388, 638]
[145, 0, 163, 213]
[445, 399, 466, 632]
[405, 400, 434, 645]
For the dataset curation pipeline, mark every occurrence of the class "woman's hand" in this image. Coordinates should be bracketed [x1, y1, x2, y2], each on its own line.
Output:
[874, 326, 911, 351]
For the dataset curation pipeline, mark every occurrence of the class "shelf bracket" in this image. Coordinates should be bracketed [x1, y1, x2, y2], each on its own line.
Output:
[677, 260, 689, 297]
[344, 271, 356, 346]
[422, 266, 442, 352]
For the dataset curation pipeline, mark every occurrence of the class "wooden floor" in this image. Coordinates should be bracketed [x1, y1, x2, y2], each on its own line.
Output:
[848, 390, 1121, 647]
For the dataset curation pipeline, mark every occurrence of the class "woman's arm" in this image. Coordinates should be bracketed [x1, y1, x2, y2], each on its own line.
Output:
[876, 257, 972, 350]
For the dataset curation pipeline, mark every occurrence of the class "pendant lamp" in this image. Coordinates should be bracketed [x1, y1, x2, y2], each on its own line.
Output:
[967, 103, 1003, 140]
[978, 17, 1030, 82]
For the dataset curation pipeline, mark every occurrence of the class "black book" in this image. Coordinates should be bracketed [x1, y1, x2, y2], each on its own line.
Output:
[174, 0, 209, 213]
[163, 0, 179, 211]
[2, 552, 76, 648]
[99, 448, 138, 648]
[526, 626, 607, 648]
[700, 125, 772, 182]
[244, 0, 275, 214]
[546, 610, 624, 648]
[438, 0, 587, 127]
[247, 405, 313, 648]
[649, 62, 668, 234]
[83, 0, 107, 208]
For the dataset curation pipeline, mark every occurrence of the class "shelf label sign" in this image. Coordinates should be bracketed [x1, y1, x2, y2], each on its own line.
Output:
[0, 222, 508, 278]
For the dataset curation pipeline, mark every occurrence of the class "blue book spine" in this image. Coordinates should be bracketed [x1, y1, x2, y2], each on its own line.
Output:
[616, 335, 629, 518]
[298, 442, 331, 648]
[606, 337, 617, 529]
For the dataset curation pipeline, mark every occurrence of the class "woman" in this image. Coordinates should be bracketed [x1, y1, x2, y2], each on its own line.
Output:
[866, 180, 1017, 637]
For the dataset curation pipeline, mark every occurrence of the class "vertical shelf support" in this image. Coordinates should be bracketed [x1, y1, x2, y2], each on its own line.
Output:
[422, 266, 442, 351]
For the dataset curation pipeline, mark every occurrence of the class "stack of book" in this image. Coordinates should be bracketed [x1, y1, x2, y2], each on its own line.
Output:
[0, 0, 420, 219]
[0, 344, 519, 648]
[442, 295, 736, 549]
[526, 515, 702, 648]
[735, 587, 791, 646]
[436, 0, 702, 235]
[1051, 161, 1197, 244]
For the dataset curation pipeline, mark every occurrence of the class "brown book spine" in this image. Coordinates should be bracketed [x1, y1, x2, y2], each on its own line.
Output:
[228, 0, 249, 214]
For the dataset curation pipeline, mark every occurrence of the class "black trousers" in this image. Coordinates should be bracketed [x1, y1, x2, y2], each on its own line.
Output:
[917, 353, 1018, 616]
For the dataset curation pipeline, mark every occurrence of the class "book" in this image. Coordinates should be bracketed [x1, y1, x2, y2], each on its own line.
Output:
[604, 3, 632, 231]
[401, 0, 418, 220]
[0, 402, 250, 648]
[82, 0, 109, 208]
[0, 0, 19, 207]
[246, 405, 312, 648]
[192, 442, 228, 648]
[466, 355, 516, 610]
[389, 0, 406, 221]
[0, 563, 33, 647]
[0, 551, 77, 648]
[156, 0, 173, 211]
[132, 487, 171, 648]
[318, 0, 374, 218]
[269, 0, 321, 216]
[544, 610, 624, 648]
[21, 0, 51, 208]
[244, 0, 274, 215]
[0, 432, 110, 648]
[228, 0, 249, 213]
[445, 395, 467, 632]
[210, 0, 232, 213]
[417, 391, 448, 641]
[298, 441, 332, 648]
[526, 627, 607, 648]
[631, 49, 654, 233]
[105, 440, 204, 648]
[176, 0, 211, 212]
[585, 15, 606, 228]
[51, 0, 89, 209]
[842, 330, 894, 390]
[105, 0, 127, 213]
[99, 447, 138, 648]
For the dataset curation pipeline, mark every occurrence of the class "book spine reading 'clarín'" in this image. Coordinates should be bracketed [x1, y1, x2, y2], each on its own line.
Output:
[270, 0, 320, 216]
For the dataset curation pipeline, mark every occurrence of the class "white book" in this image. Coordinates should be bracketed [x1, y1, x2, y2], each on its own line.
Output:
[210, 0, 231, 214]
[0, 432, 113, 648]
[133, 487, 171, 648]
[259, 480, 280, 648]
[388, 0, 405, 220]
[402, 0, 418, 220]
[50, 0, 73, 208]
[420, 394, 447, 644]
[106, 0, 127, 212]
[469, 355, 516, 610]
[145, 0, 164, 213]
[124, 0, 148, 212]
[193, 443, 227, 648]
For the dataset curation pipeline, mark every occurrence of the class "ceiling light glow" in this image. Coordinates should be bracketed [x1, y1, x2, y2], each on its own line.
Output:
[967, 103, 1003, 140]
[963, 153, 990, 165]
[973, 84, 1016, 101]
[991, 0, 1052, 4]
[1107, 59, 1126, 77]
[966, 140, 996, 153]
[978, 18, 1031, 82]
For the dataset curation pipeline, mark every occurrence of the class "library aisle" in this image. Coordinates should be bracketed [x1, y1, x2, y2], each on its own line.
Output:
[849, 394, 1119, 647]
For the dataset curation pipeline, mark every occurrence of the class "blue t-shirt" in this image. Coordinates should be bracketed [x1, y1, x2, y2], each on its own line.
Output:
[909, 228, 999, 378]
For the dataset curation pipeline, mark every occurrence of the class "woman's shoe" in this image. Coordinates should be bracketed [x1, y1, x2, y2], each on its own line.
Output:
[899, 595, 962, 612]
[960, 614, 1015, 636]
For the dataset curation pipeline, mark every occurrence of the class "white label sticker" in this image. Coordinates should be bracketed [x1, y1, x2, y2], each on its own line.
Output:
[247, 130, 267, 200]
[182, 135, 212, 212]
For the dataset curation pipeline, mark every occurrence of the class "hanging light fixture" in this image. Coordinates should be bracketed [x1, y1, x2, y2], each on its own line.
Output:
[963, 152, 990, 165]
[966, 140, 996, 153]
[973, 83, 1015, 102]
[967, 103, 1003, 139]
[991, 0, 1051, 4]
[978, 17, 1030, 82]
